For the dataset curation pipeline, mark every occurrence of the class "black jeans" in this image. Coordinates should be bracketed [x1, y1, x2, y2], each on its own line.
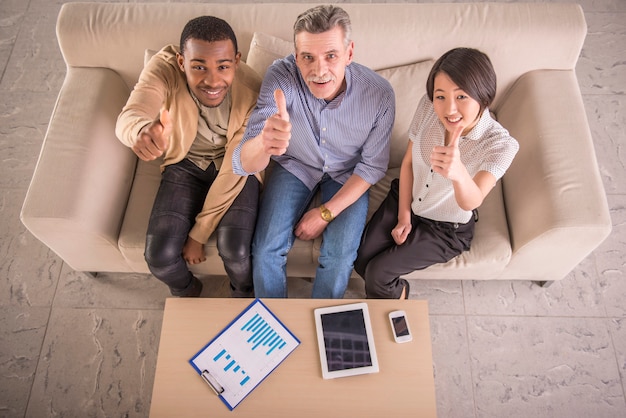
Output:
[145, 159, 259, 297]
[354, 179, 475, 299]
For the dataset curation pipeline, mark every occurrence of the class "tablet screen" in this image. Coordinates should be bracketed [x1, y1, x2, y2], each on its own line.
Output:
[314, 302, 379, 379]
[320, 309, 373, 371]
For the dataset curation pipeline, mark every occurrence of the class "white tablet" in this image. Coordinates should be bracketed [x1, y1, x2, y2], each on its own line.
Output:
[313, 302, 379, 379]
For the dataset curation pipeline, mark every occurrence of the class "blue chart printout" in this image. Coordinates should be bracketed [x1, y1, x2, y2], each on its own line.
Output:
[189, 299, 300, 410]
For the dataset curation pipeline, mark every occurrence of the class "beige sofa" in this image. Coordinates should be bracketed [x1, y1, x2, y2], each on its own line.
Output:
[21, 2, 611, 284]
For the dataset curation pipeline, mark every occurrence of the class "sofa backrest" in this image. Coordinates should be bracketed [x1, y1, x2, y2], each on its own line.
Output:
[56, 2, 586, 168]
[57, 2, 585, 96]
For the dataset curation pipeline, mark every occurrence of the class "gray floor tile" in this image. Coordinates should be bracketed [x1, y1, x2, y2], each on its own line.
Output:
[0, 188, 63, 308]
[287, 276, 366, 299]
[577, 12, 626, 95]
[197, 274, 233, 297]
[430, 315, 475, 418]
[595, 195, 626, 318]
[25, 307, 162, 418]
[576, 0, 626, 12]
[463, 257, 606, 317]
[53, 267, 169, 310]
[407, 279, 465, 315]
[0, 305, 50, 418]
[468, 316, 626, 418]
[0, 92, 58, 189]
[583, 94, 626, 195]
[0, 3, 64, 93]
[0, 1, 27, 77]
[609, 318, 626, 395]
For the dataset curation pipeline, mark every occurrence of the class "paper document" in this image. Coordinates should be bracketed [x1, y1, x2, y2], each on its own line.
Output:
[189, 298, 300, 410]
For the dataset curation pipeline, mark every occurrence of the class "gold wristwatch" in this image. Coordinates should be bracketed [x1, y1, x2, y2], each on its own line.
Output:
[319, 204, 334, 222]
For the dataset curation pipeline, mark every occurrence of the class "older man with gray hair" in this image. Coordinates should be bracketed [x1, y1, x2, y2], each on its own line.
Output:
[233, 5, 395, 299]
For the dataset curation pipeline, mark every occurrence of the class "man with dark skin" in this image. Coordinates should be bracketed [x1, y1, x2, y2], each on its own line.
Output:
[116, 16, 261, 297]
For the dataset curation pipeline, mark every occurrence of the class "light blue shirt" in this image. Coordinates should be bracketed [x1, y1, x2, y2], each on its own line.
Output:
[233, 54, 395, 190]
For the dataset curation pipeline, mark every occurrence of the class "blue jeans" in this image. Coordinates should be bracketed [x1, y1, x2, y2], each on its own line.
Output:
[145, 159, 258, 297]
[252, 163, 369, 298]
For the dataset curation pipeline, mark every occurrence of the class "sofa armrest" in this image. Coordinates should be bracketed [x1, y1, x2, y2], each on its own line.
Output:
[496, 70, 611, 281]
[20, 67, 136, 272]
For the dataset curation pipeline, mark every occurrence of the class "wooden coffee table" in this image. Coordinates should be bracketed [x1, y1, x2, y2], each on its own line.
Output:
[149, 298, 437, 417]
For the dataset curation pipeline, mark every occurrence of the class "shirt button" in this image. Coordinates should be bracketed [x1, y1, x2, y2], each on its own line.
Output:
[322, 128, 327, 132]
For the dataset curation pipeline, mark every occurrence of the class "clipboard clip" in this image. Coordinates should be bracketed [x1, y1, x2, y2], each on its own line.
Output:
[201, 370, 225, 395]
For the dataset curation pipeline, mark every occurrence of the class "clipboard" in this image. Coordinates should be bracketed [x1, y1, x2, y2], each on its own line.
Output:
[189, 298, 300, 410]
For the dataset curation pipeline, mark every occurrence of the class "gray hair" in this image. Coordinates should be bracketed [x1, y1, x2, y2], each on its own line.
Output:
[293, 5, 352, 48]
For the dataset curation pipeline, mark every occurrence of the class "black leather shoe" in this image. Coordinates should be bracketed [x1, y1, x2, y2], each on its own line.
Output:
[399, 279, 410, 300]
[170, 276, 203, 297]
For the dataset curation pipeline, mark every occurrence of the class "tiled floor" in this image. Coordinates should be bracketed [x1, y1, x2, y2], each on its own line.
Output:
[1, 0, 624, 417]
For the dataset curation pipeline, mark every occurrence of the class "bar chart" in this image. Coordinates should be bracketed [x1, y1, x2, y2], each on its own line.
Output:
[190, 299, 300, 410]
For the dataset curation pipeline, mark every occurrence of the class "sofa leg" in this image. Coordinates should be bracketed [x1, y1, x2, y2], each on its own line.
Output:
[83, 272, 99, 279]
[534, 280, 554, 288]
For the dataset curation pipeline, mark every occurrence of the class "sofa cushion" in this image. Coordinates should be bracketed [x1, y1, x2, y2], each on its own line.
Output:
[246, 32, 293, 78]
[117, 159, 162, 273]
[375, 60, 433, 169]
[402, 179, 512, 280]
[144, 49, 157, 66]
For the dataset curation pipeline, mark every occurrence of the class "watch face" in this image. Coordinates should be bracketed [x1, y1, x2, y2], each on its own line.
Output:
[320, 207, 333, 222]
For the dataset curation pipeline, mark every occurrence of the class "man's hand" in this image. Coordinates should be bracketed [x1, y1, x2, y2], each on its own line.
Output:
[294, 207, 329, 241]
[132, 109, 172, 161]
[183, 236, 206, 265]
[430, 125, 465, 181]
[260, 89, 291, 156]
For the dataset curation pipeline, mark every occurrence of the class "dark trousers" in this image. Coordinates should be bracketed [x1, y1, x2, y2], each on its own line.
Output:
[145, 158, 259, 297]
[354, 179, 475, 299]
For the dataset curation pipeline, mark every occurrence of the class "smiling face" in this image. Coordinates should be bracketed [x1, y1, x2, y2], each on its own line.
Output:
[294, 26, 353, 101]
[177, 38, 240, 108]
[432, 72, 482, 136]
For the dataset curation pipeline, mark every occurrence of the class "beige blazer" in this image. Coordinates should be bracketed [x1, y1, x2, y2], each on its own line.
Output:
[116, 45, 262, 243]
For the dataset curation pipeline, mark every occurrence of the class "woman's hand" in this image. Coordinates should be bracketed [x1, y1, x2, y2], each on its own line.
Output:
[430, 125, 466, 181]
[391, 222, 412, 245]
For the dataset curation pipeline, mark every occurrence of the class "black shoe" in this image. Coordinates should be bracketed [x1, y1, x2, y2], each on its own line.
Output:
[399, 279, 410, 300]
[170, 276, 203, 297]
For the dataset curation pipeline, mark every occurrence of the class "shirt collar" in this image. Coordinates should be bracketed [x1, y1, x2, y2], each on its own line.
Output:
[464, 107, 493, 141]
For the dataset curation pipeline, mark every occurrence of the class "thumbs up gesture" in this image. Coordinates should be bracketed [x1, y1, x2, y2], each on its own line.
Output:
[274, 88, 289, 123]
[430, 124, 464, 180]
[260, 89, 291, 156]
[133, 109, 172, 161]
